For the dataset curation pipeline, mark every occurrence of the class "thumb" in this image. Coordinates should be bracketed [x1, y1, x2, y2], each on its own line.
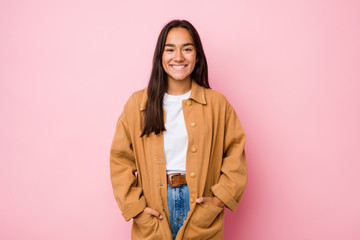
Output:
[148, 208, 163, 219]
[196, 197, 211, 203]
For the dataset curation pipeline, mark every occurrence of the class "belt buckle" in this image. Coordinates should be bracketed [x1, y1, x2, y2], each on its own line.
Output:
[168, 173, 182, 188]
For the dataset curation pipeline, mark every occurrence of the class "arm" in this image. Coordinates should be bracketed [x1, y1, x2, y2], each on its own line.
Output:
[210, 101, 248, 212]
[109, 97, 146, 221]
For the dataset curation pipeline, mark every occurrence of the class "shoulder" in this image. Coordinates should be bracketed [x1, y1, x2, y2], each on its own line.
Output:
[130, 88, 147, 100]
[203, 87, 231, 108]
[202, 87, 240, 122]
[123, 88, 147, 109]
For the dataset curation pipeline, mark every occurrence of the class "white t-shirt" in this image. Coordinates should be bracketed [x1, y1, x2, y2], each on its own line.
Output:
[163, 89, 191, 175]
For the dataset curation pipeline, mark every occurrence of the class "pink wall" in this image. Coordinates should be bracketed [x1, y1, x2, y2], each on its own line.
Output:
[1, 0, 359, 239]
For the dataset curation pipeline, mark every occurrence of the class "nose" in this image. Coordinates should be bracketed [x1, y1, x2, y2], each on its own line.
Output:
[173, 49, 185, 62]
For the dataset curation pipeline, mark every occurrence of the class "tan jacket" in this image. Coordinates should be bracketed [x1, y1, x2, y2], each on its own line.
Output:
[110, 80, 247, 240]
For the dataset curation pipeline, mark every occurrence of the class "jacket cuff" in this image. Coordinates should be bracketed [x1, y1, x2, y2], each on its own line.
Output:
[211, 184, 238, 212]
[122, 196, 146, 221]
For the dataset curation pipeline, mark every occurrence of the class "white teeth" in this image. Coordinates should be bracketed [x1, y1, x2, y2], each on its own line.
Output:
[171, 65, 186, 69]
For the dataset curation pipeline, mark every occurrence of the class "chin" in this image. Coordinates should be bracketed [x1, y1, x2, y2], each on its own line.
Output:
[169, 74, 191, 81]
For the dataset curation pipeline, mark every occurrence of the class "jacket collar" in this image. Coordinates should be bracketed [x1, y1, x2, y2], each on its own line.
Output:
[140, 79, 207, 111]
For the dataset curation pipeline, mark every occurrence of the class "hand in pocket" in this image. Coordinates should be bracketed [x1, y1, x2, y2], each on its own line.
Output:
[195, 196, 225, 208]
[134, 207, 163, 220]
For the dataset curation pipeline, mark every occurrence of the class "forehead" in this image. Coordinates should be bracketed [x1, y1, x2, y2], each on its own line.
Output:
[165, 27, 194, 44]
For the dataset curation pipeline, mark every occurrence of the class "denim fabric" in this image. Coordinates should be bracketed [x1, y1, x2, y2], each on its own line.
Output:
[167, 184, 190, 240]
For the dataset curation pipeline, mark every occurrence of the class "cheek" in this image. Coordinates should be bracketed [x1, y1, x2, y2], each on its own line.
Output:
[191, 56, 197, 66]
[189, 54, 197, 64]
[161, 57, 167, 69]
[162, 55, 170, 64]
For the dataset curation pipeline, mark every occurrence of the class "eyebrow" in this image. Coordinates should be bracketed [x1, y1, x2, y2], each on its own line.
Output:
[165, 43, 194, 47]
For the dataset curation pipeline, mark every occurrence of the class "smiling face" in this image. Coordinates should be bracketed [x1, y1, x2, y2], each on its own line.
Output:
[162, 27, 198, 85]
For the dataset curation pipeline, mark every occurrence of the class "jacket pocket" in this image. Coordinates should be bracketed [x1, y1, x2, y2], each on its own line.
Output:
[132, 214, 162, 239]
[183, 202, 224, 239]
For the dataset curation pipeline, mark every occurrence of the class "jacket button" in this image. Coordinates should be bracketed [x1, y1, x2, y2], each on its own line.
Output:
[190, 172, 196, 178]
[191, 146, 197, 153]
[190, 122, 196, 127]
[186, 101, 192, 106]
[155, 158, 162, 162]
[190, 198, 194, 203]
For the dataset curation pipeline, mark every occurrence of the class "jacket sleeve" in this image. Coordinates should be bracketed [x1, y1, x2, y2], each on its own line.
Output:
[110, 96, 146, 221]
[210, 101, 248, 212]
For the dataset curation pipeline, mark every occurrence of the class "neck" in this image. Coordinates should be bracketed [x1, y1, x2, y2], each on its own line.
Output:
[166, 78, 192, 95]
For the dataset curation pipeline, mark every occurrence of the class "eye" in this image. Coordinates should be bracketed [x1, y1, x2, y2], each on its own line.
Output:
[184, 48, 193, 52]
[165, 49, 174, 52]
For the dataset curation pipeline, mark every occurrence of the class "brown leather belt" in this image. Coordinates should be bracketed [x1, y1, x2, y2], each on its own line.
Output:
[167, 173, 187, 188]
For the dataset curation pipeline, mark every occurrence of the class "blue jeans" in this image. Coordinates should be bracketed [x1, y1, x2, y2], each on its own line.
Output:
[167, 184, 190, 240]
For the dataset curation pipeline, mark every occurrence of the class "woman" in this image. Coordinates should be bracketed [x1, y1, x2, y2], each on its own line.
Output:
[110, 19, 247, 240]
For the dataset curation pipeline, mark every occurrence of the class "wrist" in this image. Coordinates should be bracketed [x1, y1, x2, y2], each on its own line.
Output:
[214, 196, 225, 208]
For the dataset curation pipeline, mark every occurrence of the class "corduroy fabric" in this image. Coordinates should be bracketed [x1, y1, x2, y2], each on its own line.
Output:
[110, 79, 248, 240]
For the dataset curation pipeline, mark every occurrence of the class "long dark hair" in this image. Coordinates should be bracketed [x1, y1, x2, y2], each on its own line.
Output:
[141, 19, 210, 137]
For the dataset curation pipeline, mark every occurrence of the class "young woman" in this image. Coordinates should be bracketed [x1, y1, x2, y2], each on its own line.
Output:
[110, 19, 247, 240]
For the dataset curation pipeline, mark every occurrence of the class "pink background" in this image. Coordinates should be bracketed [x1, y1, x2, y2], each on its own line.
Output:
[1, 0, 359, 239]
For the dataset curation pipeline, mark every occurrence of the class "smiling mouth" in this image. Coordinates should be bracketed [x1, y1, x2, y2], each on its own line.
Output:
[170, 65, 187, 70]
